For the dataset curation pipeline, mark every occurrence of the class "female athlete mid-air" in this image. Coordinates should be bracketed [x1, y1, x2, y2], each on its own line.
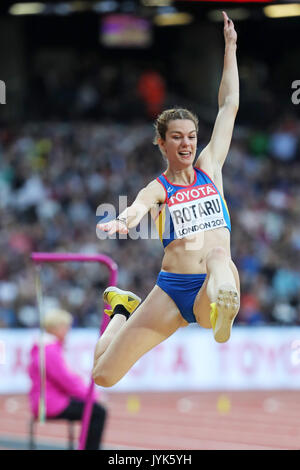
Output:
[93, 12, 240, 387]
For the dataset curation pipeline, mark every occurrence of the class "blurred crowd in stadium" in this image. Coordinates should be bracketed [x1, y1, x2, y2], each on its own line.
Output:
[0, 31, 300, 329]
[1, 103, 299, 328]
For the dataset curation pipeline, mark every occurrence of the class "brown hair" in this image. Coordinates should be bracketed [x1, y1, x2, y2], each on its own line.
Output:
[153, 108, 199, 145]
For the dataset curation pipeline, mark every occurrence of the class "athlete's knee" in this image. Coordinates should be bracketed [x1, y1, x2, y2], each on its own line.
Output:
[92, 366, 117, 388]
[93, 374, 115, 388]
[205, 246, 228, 264]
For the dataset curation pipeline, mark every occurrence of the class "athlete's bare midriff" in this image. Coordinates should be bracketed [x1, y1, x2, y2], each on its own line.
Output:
[161, 227, 231, 274]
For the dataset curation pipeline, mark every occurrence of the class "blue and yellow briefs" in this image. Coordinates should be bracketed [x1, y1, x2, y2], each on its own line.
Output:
[156, 271, 207, 323]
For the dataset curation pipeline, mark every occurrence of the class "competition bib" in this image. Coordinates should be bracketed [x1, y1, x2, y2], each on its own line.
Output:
[168, 184, 226, 239]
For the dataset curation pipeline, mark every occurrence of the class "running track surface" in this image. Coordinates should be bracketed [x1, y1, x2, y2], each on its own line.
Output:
[0, 391, 300, 450]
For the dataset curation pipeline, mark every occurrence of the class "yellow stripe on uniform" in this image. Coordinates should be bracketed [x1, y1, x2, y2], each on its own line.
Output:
[222, 197, 229, 215]
[151, 203, 166, 243]
[155, 204, 166, 243]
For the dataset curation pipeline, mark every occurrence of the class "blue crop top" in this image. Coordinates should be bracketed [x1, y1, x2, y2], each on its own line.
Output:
[153, 167, 231, 249]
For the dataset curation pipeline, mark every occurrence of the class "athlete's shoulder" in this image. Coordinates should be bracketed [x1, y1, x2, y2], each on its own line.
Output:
[194, 145, 221, 179]
[194, 165, 211, 180]
[142, 178, 166, 204]
[194, 158, 214, 179]
[146, 177, 165, 189]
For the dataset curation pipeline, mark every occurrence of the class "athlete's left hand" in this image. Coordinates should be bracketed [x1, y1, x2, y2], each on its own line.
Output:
[97, 219, 129, 235]
[222, 11, 237, 46]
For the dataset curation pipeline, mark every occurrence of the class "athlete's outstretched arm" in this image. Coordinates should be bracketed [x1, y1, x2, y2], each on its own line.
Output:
[217, 11, 239, 111]
[97, 179, 165, 235]
[195, 11, 239, 172]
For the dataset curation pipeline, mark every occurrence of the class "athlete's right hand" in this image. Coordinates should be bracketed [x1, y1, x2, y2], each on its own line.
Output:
[223, 11, 237, 45]
[97, 219, 129, 235]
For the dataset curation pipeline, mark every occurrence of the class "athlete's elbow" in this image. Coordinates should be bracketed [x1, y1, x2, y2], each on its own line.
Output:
[126, 204, 148, 229]
[223, 95, 239, 113]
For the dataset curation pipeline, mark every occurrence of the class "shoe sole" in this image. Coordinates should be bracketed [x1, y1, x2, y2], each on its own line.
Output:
[103, 286, 142, 306]
[213, 285, 239, 343]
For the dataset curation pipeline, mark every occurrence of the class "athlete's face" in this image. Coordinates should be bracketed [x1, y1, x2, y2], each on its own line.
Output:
[159, 120, 197, 166]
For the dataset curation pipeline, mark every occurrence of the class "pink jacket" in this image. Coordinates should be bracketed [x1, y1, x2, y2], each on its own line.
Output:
[28, 334, 97, 418]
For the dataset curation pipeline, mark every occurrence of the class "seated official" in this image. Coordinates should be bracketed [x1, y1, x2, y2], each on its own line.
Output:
[28, 308, 107, 450]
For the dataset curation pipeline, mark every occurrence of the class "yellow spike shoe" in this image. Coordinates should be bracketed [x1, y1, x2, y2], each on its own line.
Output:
[210, 285, 240, 343]
[103, 286, 141, 318]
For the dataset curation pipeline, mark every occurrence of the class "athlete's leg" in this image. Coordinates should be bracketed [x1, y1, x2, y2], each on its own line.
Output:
[92, 285, 188, 387]
[94, 314, 127, 362]
[94, 287, 141, 361]
[193, 246, 240, 341]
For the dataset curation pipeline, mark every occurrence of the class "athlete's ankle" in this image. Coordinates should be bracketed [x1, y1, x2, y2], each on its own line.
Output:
[111, 304, 130, 320]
